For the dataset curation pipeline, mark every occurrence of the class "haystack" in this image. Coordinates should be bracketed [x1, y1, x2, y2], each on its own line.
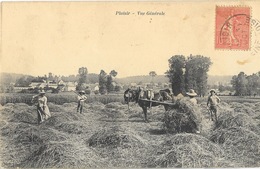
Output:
[163, 98, 202, 133]
[105, 102, 128, 109]
[56, 121, 89, 134]
[100, 108, 126, 119]
[147, 133, 227, 168]
[20, 141, 105, 168]
[210, 127, 260, 167]
[215, 112, 259, 134]
[88, 126, 146, 148]
[47, 102, 64, 112]
[43, 111, 81, 127]
[88, 102, 105, 110]
[10, 110, 37, 124]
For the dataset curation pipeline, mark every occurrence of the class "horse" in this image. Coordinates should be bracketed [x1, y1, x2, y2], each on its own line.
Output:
[124, 87, 175, 122]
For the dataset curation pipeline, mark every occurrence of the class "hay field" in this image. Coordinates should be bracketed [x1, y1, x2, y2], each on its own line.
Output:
[0, 99, 260, 168]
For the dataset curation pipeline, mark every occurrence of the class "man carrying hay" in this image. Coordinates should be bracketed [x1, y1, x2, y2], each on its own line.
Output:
[186, 89, 198, 105]
[32, 90, 51, 124]
[77, 90, 88, 113]
[207, 89, 221, 122]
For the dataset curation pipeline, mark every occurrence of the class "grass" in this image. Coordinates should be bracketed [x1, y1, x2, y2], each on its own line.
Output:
[0, 92, 124, 105]
[0, 96, 260, 168]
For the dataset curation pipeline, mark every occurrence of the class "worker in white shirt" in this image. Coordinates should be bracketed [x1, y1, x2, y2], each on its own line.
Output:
[77, 90, 88, 113]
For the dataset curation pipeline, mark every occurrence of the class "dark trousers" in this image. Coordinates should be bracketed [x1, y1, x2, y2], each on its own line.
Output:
[210, 105, 218, 122]
[77, 101, 83, 113]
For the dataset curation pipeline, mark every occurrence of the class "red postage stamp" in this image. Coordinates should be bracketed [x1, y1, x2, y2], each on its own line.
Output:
[215, 6, 250, 50]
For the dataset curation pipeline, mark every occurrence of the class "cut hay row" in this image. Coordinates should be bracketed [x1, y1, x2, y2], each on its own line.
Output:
[20, 141, 105, 168]
[215, 112, 260, 135]
[147, 133, 229, 168]
[88, 126, 147, 148]
[1, 101, 260, 168]
[210, 127, 260, 167]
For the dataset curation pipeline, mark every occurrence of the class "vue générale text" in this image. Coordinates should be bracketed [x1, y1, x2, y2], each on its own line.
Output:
[115, 11, 165, 16]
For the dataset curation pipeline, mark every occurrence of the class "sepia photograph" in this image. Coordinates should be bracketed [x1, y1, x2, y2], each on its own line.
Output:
[0, 1, 260, 168]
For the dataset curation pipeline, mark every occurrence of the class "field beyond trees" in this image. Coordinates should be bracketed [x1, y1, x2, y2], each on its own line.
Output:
[0, 96, 260, 168]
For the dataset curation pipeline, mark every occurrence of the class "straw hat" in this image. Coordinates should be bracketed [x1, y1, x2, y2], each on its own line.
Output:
[186, 89, 197, 96]
[79, 90, 85, 94]
[210, 89, 216, 93]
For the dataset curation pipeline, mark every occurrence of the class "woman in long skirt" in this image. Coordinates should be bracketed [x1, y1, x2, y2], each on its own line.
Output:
[32, 90, 51, 124]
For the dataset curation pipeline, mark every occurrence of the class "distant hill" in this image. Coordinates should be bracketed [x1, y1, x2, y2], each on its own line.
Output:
[0, 72, 232, 86]
[116, 75, 169, 84]
[0, 72, 33, 85]
[207, 75, 233, 86]
[116, 75, 233, 86]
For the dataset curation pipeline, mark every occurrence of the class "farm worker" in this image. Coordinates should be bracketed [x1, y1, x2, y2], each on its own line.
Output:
[186, 89, 201, 133]
[207, 89, 221, 122]
[77, 90, 88, 113]
[32, 90, 51, 125]
[186, 89, 198, 105]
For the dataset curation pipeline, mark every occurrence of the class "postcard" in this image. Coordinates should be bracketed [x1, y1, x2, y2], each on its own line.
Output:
[0, 1, 260, 168]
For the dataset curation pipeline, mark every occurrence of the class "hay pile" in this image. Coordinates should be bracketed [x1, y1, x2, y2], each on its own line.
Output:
[105, 102, 128, 109]
[47, 102, 64, 112]
[88, 126, 146, 148]
[229, 102, 255, 116]
[20, 141, 105, 168]
[163, 98, 202, 133]
[210, 127, 260, 167]
[88, 102, 105, 110]
[147, 133, 229, 168]
[10, 109, 37, 124]
[43, 111, 81, 127]
[55, 121, 89, 134]
[215, 112, 260, 134]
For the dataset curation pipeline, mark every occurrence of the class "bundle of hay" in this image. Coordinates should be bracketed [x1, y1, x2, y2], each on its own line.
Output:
[88, 126, 146, 148]
[55, 121, 88, 134]
[147, 133, 227, 168]
[210, 127, 260, 167]
[234, 106, 255, 116]
[88, 102, 105, 110]
[215, 112, 259, 134]
[9, 109, 37, 124]
[43, 111, 81, 127]
[105, 102, 128, 109]
[47, 102, 64, 112]
[100, 108, 126, 119]
[20, 141, 105, 168]
[62, 102, 77, 108]
[163, 98, 202, 133]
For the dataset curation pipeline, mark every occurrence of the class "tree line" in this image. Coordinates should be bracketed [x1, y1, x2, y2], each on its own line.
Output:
[76, 67, 119, 94]
[231, 72, 260, 96]
[165, 55, 212, 96]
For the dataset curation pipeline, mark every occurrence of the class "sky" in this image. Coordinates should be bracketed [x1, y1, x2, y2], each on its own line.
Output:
[1, 1, 260, 78]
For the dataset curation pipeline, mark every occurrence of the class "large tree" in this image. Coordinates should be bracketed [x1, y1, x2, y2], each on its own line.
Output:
[185, 55, 212, 96]
[76, 67, 88, 91]
[106, 70, 118, 93]
[165, 55, 186, 95]
[99, 70, 107, 94]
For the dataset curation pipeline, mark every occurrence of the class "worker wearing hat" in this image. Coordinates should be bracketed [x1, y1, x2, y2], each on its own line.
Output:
[186, 89, 198, 105]
[186, 89, 200, 134]
[77, 90, 88, 113]
[207, 89, 221, 122]
[32, 90, 51, 124]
